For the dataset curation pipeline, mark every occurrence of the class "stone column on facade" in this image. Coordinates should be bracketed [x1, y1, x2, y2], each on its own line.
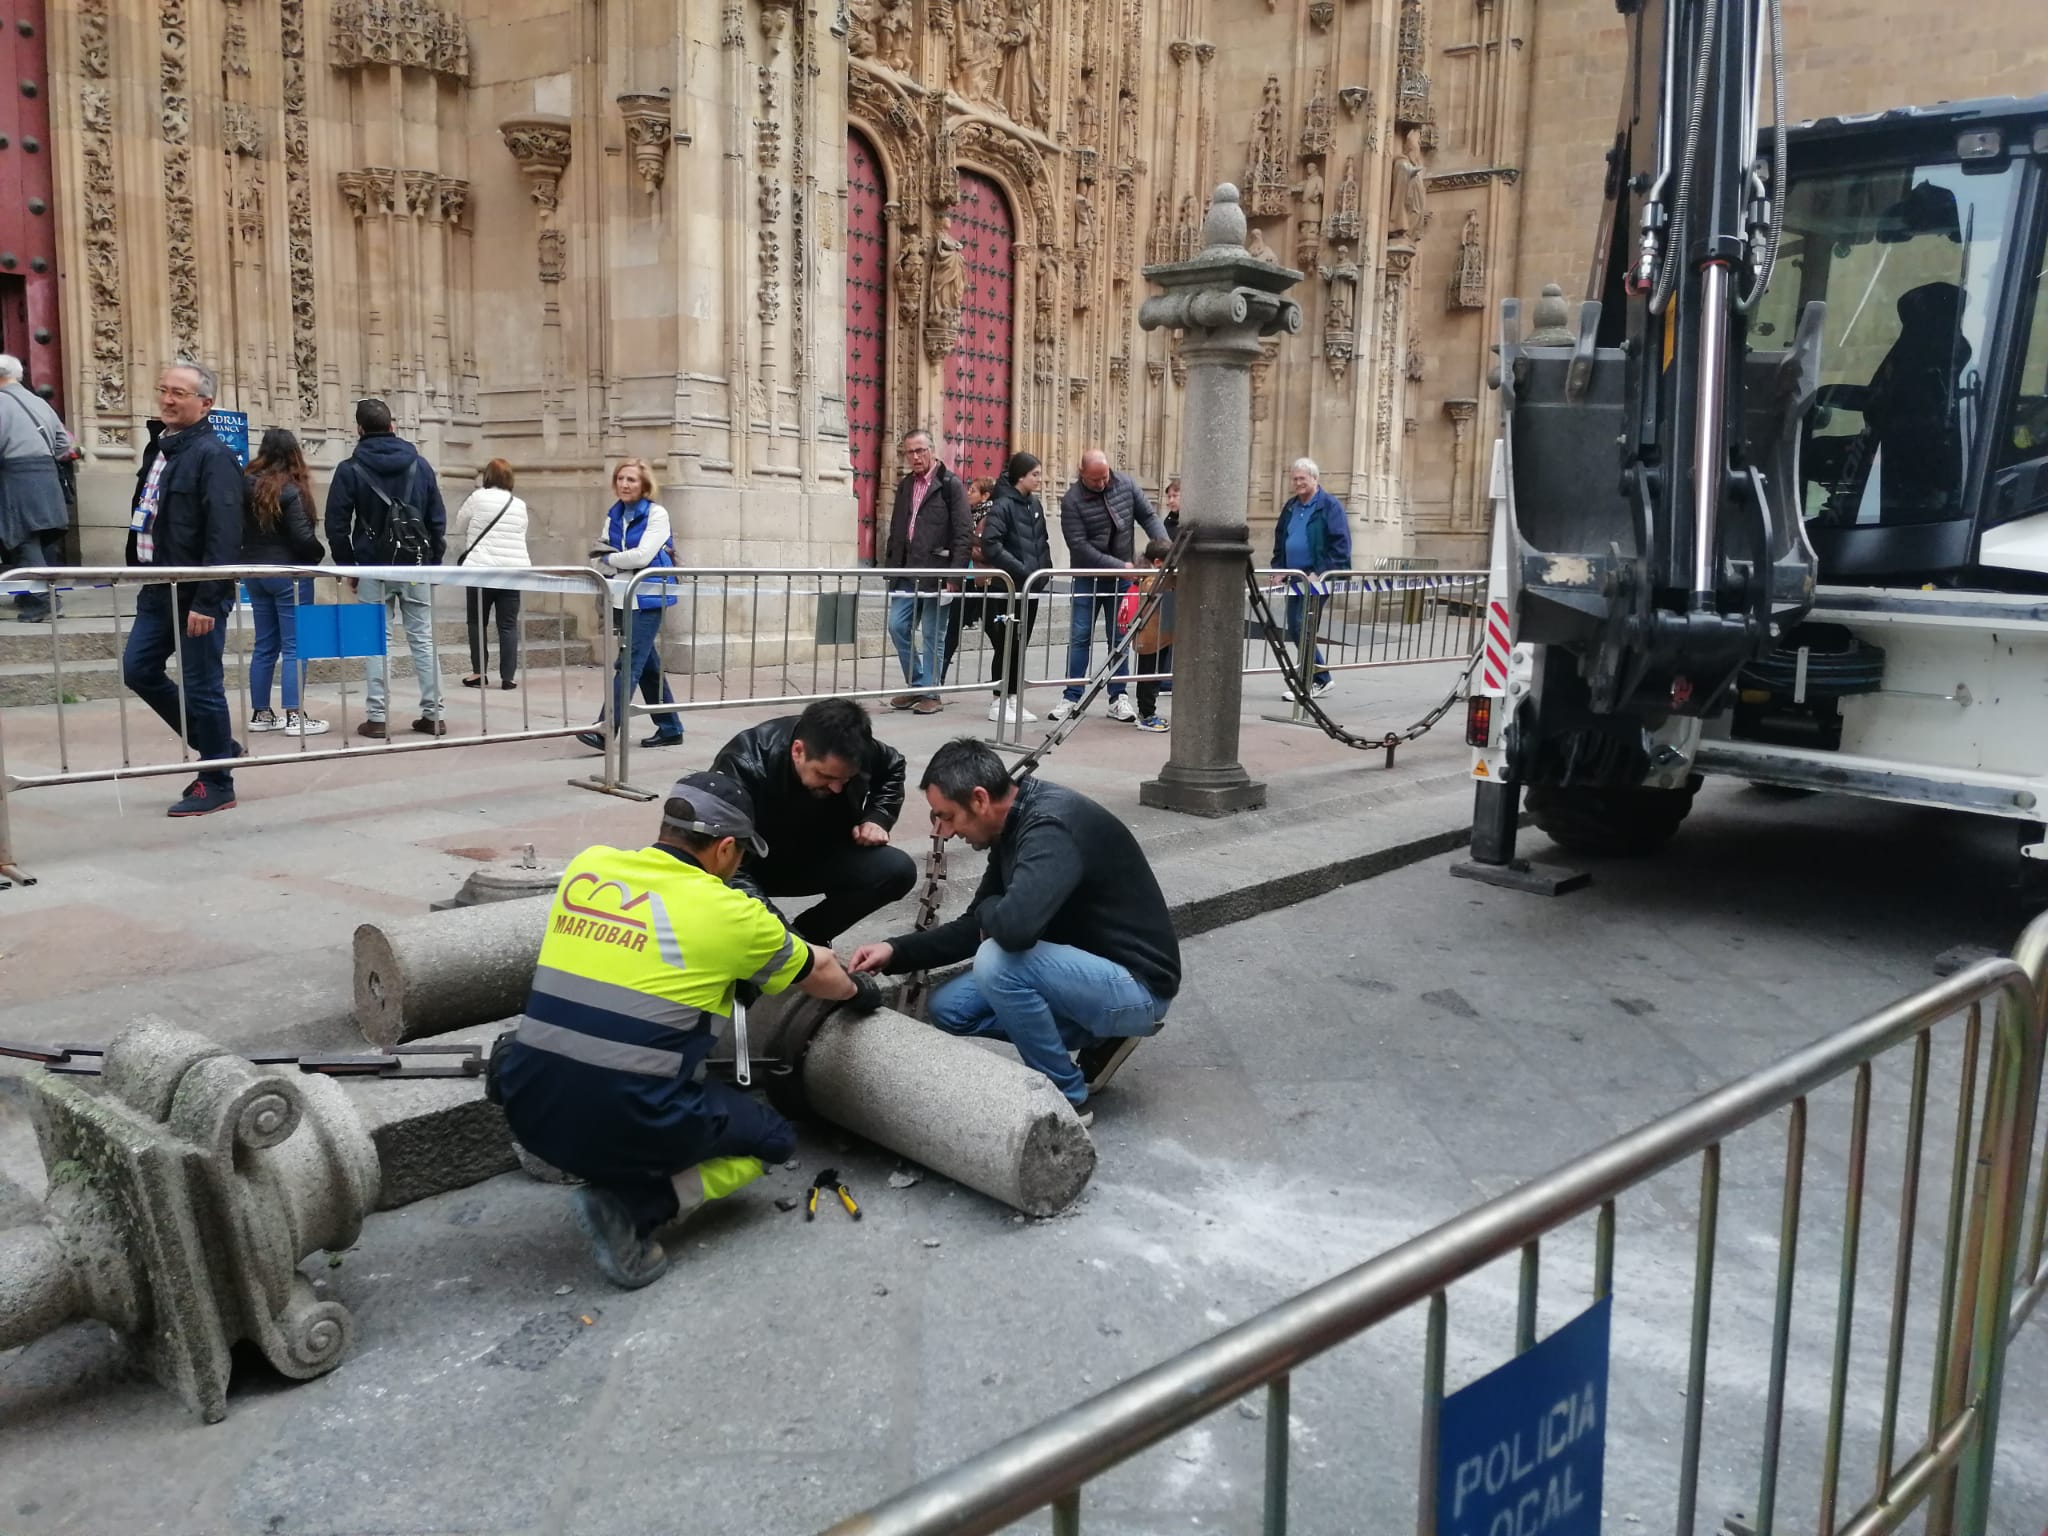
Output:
[499, 115, 572, 433]
[1136, 184, 1301, 817]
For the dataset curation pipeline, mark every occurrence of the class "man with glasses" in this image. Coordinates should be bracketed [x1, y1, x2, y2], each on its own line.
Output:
[120, 363, 248, 816]
[880, 428, 971, 714]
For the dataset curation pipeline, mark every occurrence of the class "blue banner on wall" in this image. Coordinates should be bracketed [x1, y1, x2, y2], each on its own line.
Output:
[1435, 1296, 1610, 1536]
[208, 409, 250, 466]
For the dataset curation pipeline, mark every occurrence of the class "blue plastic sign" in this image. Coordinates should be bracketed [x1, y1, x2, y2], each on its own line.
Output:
[1436, 1296, 1610, 1536]
[209, 409, 250, 466]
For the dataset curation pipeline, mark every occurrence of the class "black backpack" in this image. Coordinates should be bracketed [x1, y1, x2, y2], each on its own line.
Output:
[363, 460, 433, 566]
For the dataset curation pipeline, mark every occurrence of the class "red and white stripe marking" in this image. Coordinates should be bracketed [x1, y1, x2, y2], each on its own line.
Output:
[1481, 600, 1511, 691]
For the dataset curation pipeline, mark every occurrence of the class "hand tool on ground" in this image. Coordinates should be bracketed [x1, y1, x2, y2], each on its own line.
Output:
[806, 1166, 861, 1221]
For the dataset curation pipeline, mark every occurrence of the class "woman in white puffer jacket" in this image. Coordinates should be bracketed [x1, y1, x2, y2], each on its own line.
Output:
[451, 457, 532, 689]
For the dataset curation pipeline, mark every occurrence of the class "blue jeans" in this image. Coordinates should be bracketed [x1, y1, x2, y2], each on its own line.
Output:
[928, 939, 1171, 1105]
[1284, 590, 1330, 687]
[247, 576, 313, 712]
[887, 590, 944, 691]
[357, 576, 443, 723]
[1063, 576, 1130, 701]
[604, 605, 681, 739]
[121, 584, 237, 789]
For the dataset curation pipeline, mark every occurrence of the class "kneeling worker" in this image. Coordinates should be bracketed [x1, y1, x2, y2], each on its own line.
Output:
[849, 739, 1179, 1123]
[495, 770, 881, 1289]
[712, 696, 917, 943]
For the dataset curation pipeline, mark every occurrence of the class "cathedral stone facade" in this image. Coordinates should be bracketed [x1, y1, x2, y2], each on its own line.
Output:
[9, 0, 2035, 570]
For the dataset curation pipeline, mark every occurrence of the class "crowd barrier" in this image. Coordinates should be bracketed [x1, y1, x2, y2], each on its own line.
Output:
[822, 914, 2048, 1536]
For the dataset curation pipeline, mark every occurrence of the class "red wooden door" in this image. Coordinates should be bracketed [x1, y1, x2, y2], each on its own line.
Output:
[941, 171, 1015, 488]
[0, 0, 62, 415]
[845, 131, 889, 562]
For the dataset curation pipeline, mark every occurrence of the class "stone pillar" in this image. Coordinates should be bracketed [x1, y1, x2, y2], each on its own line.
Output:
[1136, 185, 1302, 817]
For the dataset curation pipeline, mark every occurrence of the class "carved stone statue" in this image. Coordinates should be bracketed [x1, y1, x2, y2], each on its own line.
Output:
[1072, 191, 1098, 292]
[929, 227, 967, 320]
[1245, 74, 1289, 217]
[874, 0, 914, 72]
[952, 0, 1000, 102]
[1388, 128, 1427, 242]
[1246, 224, 1276, 263]
[1292, 159, 1325, 267]
[1320, 243, 1360, 335]
[1034, 247, 1060, 341]
[1449, 208, 1486, 310]
[1076, 71, 1101, 142]
[996, 0, 1048, 129]
[896, 229, 927, 323]
[847, 0, 876, 58]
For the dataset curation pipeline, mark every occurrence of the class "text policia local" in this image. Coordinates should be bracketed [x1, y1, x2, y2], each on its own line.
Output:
[1448, 1383, 1599, 1536]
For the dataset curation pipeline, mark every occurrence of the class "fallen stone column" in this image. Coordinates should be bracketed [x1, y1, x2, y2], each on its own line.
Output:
[353, 895, 552, 1047]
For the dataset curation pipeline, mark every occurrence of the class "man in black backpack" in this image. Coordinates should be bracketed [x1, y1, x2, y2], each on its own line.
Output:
[325, 398, 448, 738]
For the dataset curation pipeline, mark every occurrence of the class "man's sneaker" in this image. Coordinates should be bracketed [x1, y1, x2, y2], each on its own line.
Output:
[640, 732, 685, 749]
[988, 697, 1038, 724]
[248, 709, 285, 732]
[1076, 1035, 1146, 1093]
[284, 711, 331, 737]
[356, 719, 388, 740]
[1311, 679, 1333, 698]
[1136, 714, 1169, 733]
[167, 782, 237, 818]
[911, 695, 943, 715]
[411, 717, 447, 737]
[1107, 694, 1139, 724]
[1047, 698, 1082, 722]
[1071, 1103, 1095, 1129]
[575, 729, 606, 751]
[572, 1187, 669, 1290]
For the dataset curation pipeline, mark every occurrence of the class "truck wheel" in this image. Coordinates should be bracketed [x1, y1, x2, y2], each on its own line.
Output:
[1526, 779, 1700, 857]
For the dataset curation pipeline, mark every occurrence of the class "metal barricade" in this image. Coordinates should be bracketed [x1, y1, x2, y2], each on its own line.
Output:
[604, 566, 1021, 792]
[822, 915, 2048, 1536]
[0, 563, 619, 877]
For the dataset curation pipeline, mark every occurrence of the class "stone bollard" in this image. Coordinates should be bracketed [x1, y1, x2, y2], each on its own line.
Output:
[353, 895, 554, 1046]
[0, 1017, 379, 1422]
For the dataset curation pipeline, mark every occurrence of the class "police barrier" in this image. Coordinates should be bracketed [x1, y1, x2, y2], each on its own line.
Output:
[820, 912, 2048, 1536]
[0, 563, 621, 879]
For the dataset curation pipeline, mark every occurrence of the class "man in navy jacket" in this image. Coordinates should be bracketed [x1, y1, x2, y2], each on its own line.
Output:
[1051, 450, 1166, 724]
[1270, 457, 1353, 694]
[120, 363, 249, 817]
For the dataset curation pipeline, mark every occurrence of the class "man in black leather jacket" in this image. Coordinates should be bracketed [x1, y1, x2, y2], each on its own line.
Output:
[710, 696, 917, 943]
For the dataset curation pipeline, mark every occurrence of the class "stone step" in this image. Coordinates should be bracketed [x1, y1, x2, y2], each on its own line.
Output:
[0, 636, 597, 708]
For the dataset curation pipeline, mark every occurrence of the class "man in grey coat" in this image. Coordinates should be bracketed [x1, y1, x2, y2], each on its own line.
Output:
[0, 354, 76, 623]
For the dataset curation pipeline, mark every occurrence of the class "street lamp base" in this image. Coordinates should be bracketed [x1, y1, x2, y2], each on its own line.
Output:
[1139, 772, 1269, 817]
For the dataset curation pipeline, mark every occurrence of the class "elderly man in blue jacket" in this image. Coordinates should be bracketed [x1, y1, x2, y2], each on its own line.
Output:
[1270, 457, 1353, 696]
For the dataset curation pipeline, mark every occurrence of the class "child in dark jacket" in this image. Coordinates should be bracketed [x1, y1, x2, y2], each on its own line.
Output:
[1131, 539, 1174, 732]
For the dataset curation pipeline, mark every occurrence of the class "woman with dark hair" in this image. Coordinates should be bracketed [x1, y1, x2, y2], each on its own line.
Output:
[451, 457, 531, 688]
[241, 426, 329, 736]
[975, 451, 1054, 724]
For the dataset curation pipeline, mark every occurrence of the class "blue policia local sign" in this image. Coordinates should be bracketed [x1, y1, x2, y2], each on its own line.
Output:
[1435, 1296, 1610, 1536]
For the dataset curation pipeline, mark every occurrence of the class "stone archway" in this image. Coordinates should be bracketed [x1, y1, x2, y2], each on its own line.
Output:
[939, 170, 1016, 488]
[845, 129, 890, 562]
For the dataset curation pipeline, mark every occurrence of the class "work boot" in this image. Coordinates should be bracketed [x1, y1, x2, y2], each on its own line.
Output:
[1075, 1035, 1146, 1094]
[572, 1187, 669, 1290]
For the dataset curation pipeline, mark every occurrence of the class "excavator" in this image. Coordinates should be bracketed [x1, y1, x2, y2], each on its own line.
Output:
[1460, 0, 2048, 887]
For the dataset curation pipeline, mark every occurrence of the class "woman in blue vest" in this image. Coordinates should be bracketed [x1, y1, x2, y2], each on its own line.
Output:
[577, 457, 685, 751]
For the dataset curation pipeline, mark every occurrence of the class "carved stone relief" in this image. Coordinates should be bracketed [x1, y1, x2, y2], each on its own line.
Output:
[161, 0, 199, 359]
[1328, 155, 1361, 245]
[1292, 159, 1324, 271]
[1176, 193, 1199, 262]
[283, 0, 319, 419]
[952, 0, 1000, 104]
[1070, 190, 1097, 307]
[1299, 70, 1331, 162]
[1448, 208, 1485, 310]
[617, 94, 672, 197]
[1395, 0, 1431, 128]
[1387, 128, 1427, 242]
[1245, 75, 1288, 218]
[331, 0, 470, 78]
[222, 103, 264, 158]
[997, 0, 1050, 130]
[1319, 244, 1359, 380]
[895, 229, 927, 324]
[500, 117, 572, 283]
[874, 0, 915, 71]
[924, 223, 964, 360]
[1309, 0, 1335, 28]
[223, 0, 250, 75]
[80, 0, 124, 422]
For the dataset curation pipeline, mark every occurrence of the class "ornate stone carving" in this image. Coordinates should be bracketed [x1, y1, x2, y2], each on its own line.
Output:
[1448, 208, 1485, 310]
[1292, 159, 1324, 270]
[952, 0, 1000, 103]
[331, 0, 469, 78]
[223, 103, 264, 158]
[1309, 0, 1335, 28]
[236, 176, 266, 244]
[81, 42, 125, 416]
[538, 227, 567, 283]
[1169, 342, 1187, 389]
[283, 0, 319, 419]
[1244, 75, 1289, 218]
[1427, 166, 1521, 192]
[1176, 193, 1199, 262]
[1339, 85, 1371, 118]
[1148, 189, 1172, 264]
[160, 0, 199, 359]
[1245, 225, 1275, 263]
[1387, 128, 1427, 242]
[1395, 0, 1432, 128]
[160, 0, 190, 143]
[1033, 246, 1060, 343]
[759, 0, 792, 51]
[874, 0, 915, 71]
[223, 0, 251, 75]
[1299, 70, 1332, 162]
[80, 0, 111, 78]
[501, 116, 572, 212]
[1113, 165, 1138, 287]
[1328, 155, 1361, 244]
[895, 229, 927, 324]
[617, 94, 672, 197]
[1077, 69, 1102, 145]
[1071, 191, 1097, 306]
[997, 0, 1049, 129]
[924, 226, 965, 360]
[927, 94, 959, 209]
[723, 4, 745, 48]
[437, 176, 469, 225]
[848, 0, 877, 58]
[1320, 244, 1359, 380]
[1250, 336, 1279, 422]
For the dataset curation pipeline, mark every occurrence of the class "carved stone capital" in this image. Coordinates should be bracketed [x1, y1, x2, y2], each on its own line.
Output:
[1192, 42, 1215, 65]
[1168, 39, 1194, 64]
[499, 114, 572, 212]
[616, 93, 673, 196]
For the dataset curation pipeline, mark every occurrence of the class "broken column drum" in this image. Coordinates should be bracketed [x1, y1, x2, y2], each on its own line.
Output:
[353, 894, 556, 1046]
[1137, 183, 1303, 816]
[0, 1018, 379, 1422]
